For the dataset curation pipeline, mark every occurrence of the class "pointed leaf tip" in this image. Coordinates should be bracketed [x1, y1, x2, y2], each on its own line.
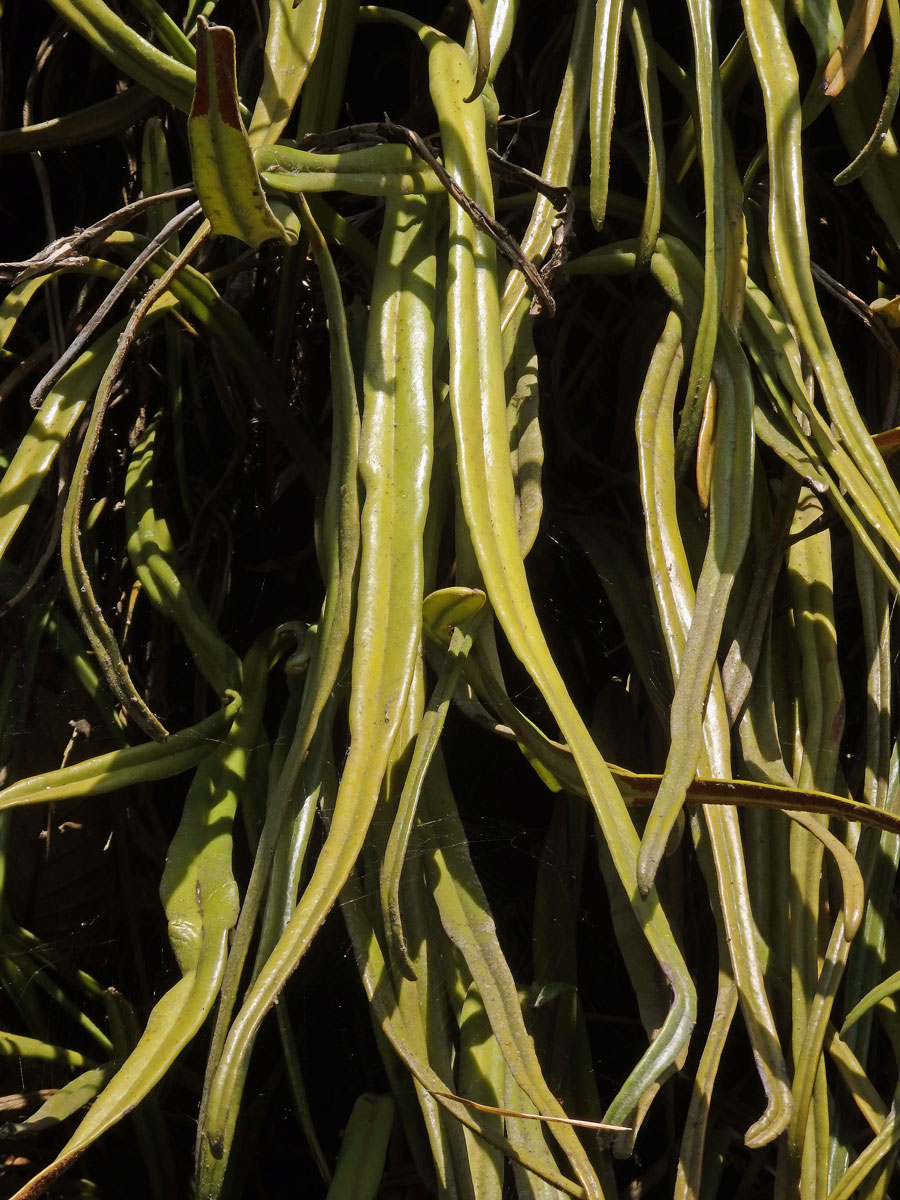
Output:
[189, 18, 290, 247]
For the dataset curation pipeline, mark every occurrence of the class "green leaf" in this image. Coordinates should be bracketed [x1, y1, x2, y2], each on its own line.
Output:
[188, 19, 291, 248]
[47, 0, 195, 111]
[0, 88, 154, 152]
[422, 587, 486, 648]
[325, 1095, 395, 1200]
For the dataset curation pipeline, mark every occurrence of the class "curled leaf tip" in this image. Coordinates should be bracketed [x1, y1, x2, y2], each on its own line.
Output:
[462, 0, 491, 101]
[422, 586, 486, 646]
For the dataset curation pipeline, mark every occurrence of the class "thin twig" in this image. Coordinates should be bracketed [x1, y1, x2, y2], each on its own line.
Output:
[380, 117, 560, 316]
[487, 146, 574, 309]
[29, 201, 202, 410]
[0, 187, 197, 282]
[60, 214, 210, 740]
[296, 121, 388, 153]
[811, 259, 900, 429]
[486, 146, 569, 210]
[429, 1090, 630, 1133]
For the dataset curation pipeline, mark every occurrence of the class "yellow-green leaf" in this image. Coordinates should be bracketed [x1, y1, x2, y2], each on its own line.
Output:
[422, 587, 487, 648]
[188, 19, 291, 248]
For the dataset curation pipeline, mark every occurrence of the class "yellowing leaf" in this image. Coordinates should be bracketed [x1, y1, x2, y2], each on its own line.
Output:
[823, 0, 883, 97]
[188, 19, 292, 248]
[870, 294, 900, 326]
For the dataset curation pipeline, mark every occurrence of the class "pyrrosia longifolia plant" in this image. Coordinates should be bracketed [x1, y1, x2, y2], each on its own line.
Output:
[3, 0, 900, 1195]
